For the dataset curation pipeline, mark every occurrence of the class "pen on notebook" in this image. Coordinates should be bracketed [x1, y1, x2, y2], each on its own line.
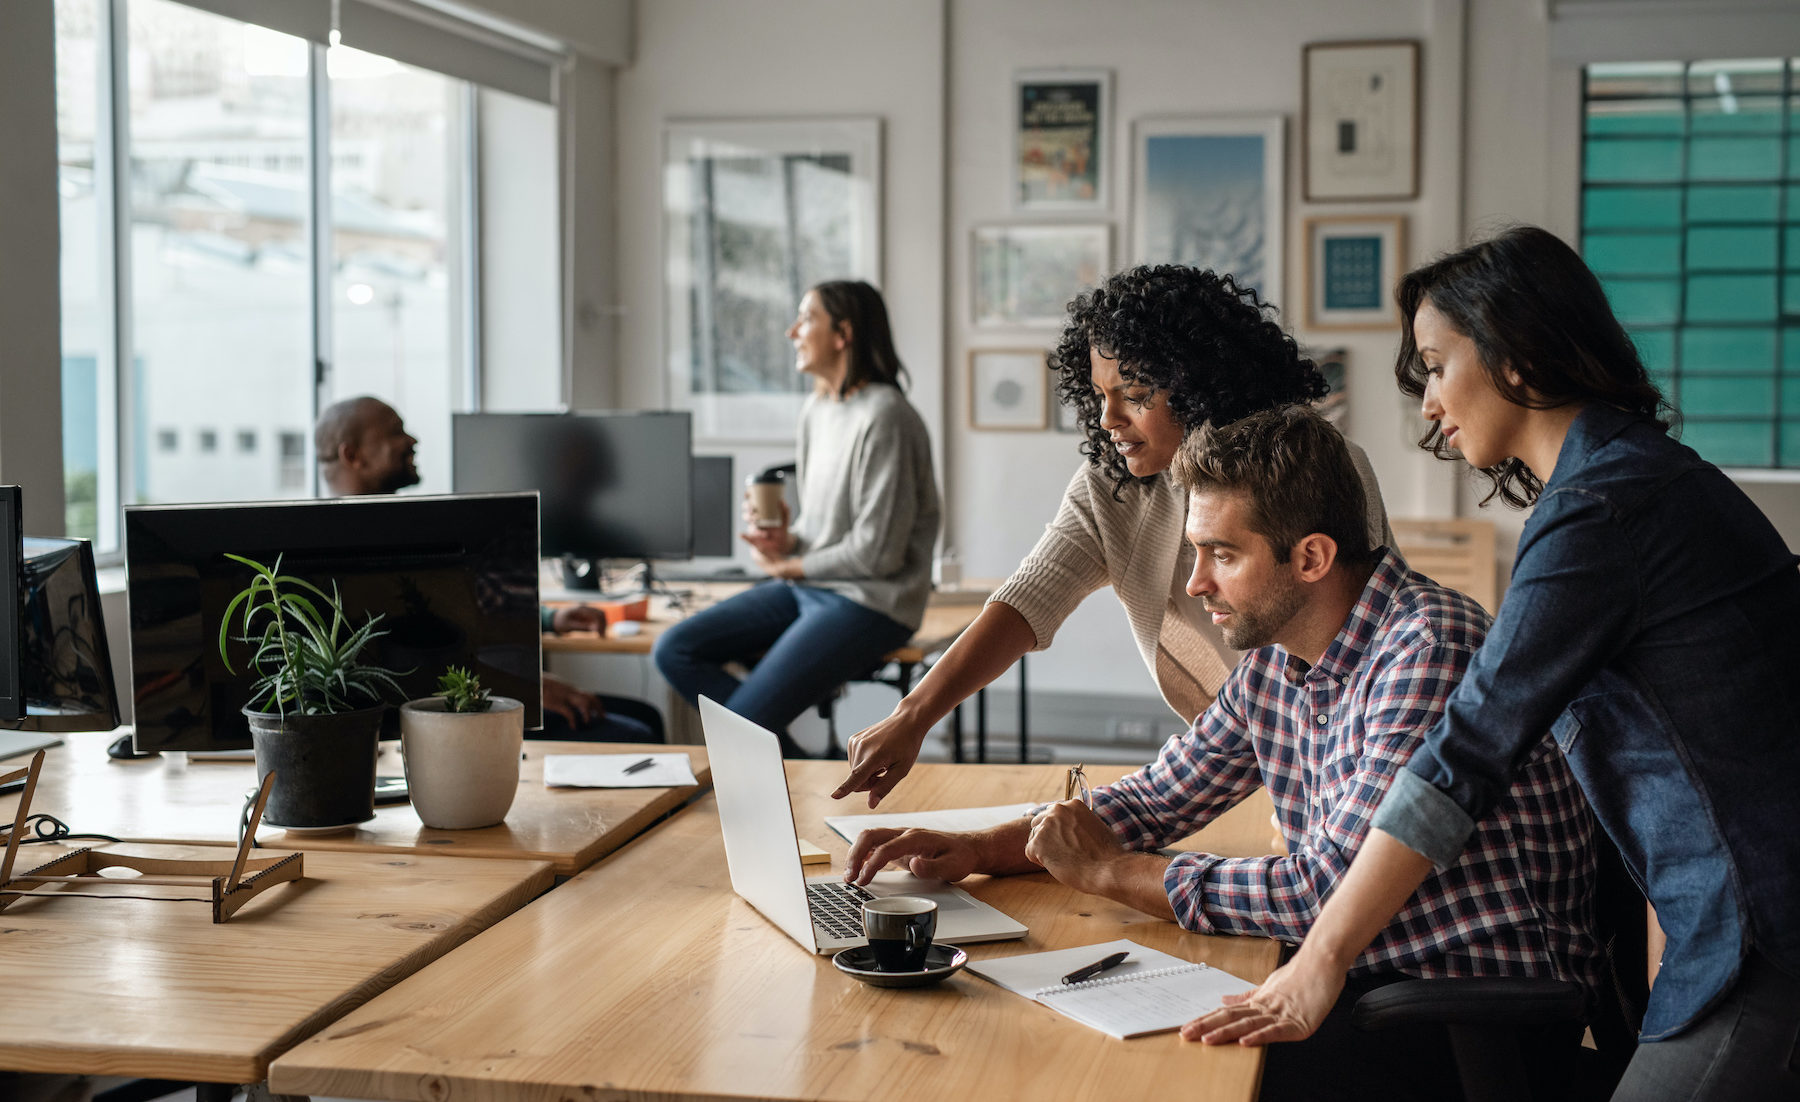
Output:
[1061, 950, 1129, 985]
[622, 757, 656, 775]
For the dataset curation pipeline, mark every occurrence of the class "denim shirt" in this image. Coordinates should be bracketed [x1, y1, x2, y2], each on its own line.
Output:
[1372, 403, 1800, 1041]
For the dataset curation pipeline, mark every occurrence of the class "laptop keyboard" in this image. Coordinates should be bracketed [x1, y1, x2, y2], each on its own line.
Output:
[806, 881, 876, 939]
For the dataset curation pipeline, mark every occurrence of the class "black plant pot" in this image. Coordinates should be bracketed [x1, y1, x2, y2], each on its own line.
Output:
[243, 704, 385, 830]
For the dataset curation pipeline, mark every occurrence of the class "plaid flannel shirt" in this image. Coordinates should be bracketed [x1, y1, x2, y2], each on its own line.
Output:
[1091, 549, 1600, 986]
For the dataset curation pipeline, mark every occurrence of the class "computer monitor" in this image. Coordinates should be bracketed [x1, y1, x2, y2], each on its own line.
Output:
[0, 529, 122, 735]
[1, 486, 21, 722]
[452, 411, 694, 583]
[692, 455, 735, 559]
[124, 492, 542, 754]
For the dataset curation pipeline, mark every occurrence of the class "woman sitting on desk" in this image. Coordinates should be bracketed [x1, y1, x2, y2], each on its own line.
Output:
[653, 281, 940, 758]
[834, 264, 1394, 806]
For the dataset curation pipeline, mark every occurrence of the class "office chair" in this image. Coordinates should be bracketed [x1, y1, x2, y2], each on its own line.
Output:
[1351, 830, 1647, 1102]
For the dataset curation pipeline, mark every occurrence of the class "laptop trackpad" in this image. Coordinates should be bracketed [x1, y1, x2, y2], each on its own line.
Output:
[867, 871, 976, 911]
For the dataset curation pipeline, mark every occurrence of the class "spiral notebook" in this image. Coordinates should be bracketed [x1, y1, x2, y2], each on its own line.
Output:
[967, 939, 1256, 1039]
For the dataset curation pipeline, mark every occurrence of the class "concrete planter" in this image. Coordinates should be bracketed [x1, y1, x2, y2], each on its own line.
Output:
[398, 696, 524, 830]
[243, 704, 384, 832]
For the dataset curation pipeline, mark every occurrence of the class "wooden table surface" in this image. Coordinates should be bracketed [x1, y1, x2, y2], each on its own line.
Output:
[1, 734, 711, 877]
[270, 763, 1282, 1102]
[0, 842, 551, 1083]
[543, 582, 989, 661]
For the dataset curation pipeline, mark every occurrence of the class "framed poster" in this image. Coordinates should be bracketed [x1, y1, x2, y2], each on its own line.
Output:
[972, 223, 1109, 328]
[969, 349, 1050, 431]
[1304, 214, 1405, 330]
[1131, 116, 1285, 306]
[664, 118, 882, 442]
[1014, 69, 1110, 211]
[1303, 40, 1420, 201]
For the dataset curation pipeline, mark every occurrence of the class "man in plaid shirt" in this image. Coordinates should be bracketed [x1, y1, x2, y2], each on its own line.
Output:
[847, 405, 1598, 1100]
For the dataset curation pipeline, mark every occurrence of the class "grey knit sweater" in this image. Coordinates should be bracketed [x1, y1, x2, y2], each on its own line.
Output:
[792, 383, 941, 630]
[988, 441, 1393, 724]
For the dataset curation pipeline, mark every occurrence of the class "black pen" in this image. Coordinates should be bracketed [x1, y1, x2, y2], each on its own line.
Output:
[1061, 950, 1129, 985]
[622, 757, 657, 775]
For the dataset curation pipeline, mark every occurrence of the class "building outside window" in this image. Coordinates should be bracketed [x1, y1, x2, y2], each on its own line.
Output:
[1581, 58, 1800, 469]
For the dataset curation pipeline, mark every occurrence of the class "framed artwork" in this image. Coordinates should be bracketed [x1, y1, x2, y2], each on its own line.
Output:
[1014, 69, 1110, 211]
[663, 118, 882, 442]
[972, 224, 1109, 328]
[1131, 115, 1285, 306]
[1309, 346, 1349, 427]
[969, 349, 1050, 431]
[1303, 40, 1420, 201]
[1052, 390, 1083, 434]
[1304, 214, 1405, 330]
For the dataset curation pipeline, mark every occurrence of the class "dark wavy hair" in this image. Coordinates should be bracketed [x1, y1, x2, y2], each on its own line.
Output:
[1394, 226, 1676, 508]
[1052, 265, 1327, 496]
[811, 280, 908, 395]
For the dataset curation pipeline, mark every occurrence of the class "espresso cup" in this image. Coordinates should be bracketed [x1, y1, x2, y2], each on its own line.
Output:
[863, 895, 937, 972]
[748, 473, 785, 529]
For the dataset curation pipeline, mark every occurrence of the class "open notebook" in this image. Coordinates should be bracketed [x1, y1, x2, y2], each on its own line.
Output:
[967, 938, 1256, 1040]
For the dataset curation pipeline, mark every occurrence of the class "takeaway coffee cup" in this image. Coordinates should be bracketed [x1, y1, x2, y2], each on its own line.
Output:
[748, 472, 786, 529]
[863, 896, 937, 971]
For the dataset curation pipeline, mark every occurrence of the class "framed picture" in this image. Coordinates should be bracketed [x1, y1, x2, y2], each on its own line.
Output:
[1052, 390, 1083, 434]
[663, 118, 882, 443]
[1131, 116, 1285, 306]
[1303, 40, 1420, 201]
[1304, 214, 1405, 330]
[1014, 69, 1110, 211]
[972, 224, 1109, 328]
[1309, 346, 1349, 427]
[969, 349, 1050, 431]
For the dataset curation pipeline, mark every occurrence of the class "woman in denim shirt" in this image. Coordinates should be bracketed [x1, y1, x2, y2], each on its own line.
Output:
[1190, 226, 1800, 1101]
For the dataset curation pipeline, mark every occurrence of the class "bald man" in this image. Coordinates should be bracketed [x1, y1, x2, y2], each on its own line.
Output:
[316, 396, 421, 497]
[314, 397, 658, 742]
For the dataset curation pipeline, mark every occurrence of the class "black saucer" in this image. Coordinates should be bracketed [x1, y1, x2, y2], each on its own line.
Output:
[832, 944, 968, 988]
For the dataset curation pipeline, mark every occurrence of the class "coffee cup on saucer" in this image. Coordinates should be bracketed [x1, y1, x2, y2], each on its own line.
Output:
[862, 896, 936, 972]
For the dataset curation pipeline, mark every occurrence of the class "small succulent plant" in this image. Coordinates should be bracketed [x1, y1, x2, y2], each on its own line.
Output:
[436, 666, 492, 714]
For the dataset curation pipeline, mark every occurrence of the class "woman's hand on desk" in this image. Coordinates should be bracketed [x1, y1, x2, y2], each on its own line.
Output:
[1181, 949, 1343, 1047]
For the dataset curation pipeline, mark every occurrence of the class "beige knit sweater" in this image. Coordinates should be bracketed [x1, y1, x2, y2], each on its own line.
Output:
[988, 442, 1393, 725]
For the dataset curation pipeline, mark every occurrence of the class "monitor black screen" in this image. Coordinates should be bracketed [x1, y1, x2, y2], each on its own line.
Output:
[452, 411, 694, 562]
[0, 534, 122, 734]
[125, 493, 542, 753]
[691, 455, 734, 558]
[1, 487, 21, 722]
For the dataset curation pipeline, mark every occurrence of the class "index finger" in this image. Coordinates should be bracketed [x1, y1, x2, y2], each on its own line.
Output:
[844, 827, 904, 881]
[831, 752, 886, 801]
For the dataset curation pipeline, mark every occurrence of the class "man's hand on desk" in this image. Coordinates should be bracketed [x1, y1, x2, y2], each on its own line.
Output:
[542, 673, 606, 727]
[549, 606, 606, 634]
[1181, 948, 1343, 1047]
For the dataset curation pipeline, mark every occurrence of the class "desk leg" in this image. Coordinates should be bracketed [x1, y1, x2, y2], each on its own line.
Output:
[951, 702, 964, 764]
[976, 688, 988, 764]
[1017, 653, 1028, 765]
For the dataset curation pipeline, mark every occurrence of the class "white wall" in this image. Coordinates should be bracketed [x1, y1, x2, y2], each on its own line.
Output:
[943, 0, 1464, 698]
[0, 0, 67, 533]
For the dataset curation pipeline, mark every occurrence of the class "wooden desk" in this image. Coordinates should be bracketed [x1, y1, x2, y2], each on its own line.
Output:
[0, 842, 550, 1084]
[0, 734, 711, 877]
[270, 764, 1282, 1102]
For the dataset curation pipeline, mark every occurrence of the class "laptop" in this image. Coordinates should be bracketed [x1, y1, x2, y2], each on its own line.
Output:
[699, 696, 1028, 954]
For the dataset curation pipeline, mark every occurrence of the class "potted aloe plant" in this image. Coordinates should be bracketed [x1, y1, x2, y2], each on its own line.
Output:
[398, 667, 525, 830]
[218, 553, 406, 831]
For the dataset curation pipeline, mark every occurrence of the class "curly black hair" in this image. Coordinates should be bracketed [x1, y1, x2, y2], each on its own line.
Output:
[1052, 265, 1328, 496]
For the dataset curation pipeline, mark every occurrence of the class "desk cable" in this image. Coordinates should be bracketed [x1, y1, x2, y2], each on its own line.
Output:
[0, 811, 121, 848]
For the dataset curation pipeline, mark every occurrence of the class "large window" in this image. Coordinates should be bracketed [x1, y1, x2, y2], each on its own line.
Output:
[1581, 59, 1800, 468]
[54, 0, 559, 548]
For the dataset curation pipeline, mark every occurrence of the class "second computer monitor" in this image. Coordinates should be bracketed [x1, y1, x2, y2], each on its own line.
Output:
[452, 411, 694, 563]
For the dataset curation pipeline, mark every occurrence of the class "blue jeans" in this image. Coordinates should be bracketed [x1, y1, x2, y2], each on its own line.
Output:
[652, 581, 914, 756]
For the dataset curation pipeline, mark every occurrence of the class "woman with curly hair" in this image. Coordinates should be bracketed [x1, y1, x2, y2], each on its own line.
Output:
[833, 264, 1393, 806]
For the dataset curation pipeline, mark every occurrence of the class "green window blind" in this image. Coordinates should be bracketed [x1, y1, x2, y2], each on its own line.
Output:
[1582, 59, 1798, 468]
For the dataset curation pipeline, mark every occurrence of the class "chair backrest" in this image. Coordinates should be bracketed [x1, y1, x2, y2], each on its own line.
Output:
[1392, 518, 1499, 614]
[1589, 826, 1650, 1062]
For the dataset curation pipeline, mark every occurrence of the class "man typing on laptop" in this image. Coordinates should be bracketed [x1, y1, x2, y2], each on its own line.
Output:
[845, 407, 1599, 1102]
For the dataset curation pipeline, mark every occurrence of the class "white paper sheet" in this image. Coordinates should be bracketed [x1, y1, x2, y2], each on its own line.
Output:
[824, 802, 1040, 844]
[542, 752, 698, 789]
